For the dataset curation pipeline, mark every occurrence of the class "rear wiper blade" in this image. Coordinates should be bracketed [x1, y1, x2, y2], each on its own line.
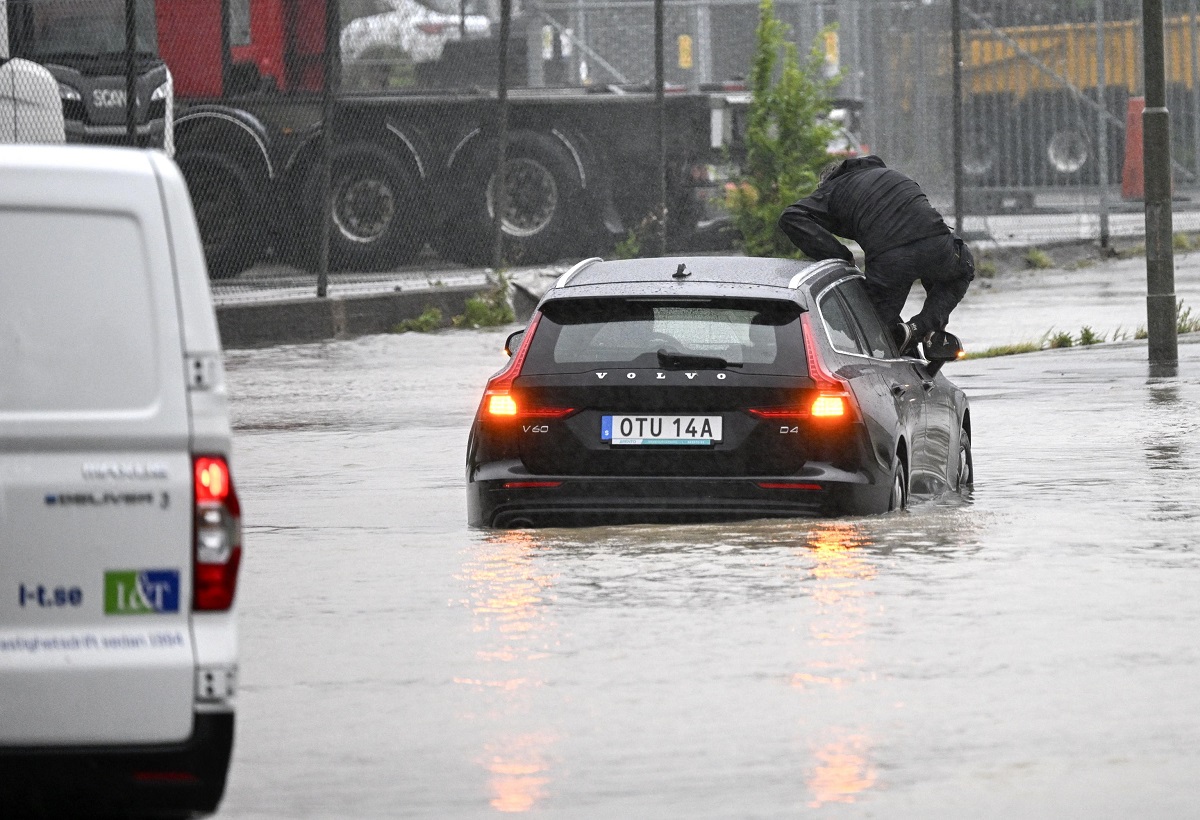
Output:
[656, 349, 742, 370]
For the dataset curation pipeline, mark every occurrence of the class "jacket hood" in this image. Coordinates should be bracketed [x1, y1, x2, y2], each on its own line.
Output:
[830, 155, 886, 180]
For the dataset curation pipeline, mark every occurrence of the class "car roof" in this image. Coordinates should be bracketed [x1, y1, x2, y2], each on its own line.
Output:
[540, 256, 853, 308]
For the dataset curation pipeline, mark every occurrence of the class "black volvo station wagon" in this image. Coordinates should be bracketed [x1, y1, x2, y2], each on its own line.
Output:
[467, 256, 972, 528]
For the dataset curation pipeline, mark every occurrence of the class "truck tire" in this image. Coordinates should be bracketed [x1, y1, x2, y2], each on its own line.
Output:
[177, 149, 262, 279]
[441, 129, 584, 266]
[310, 141, 427, 272]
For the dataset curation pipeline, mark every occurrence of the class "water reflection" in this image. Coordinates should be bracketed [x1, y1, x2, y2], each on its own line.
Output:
[806, 730, 878, 808]
[458, 530, 557, 813]
[792, 522, 879, 807]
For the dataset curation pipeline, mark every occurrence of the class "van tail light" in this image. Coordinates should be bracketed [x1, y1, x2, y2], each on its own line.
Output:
[482, 313, 576, 422]
[193, 455, 242, 611]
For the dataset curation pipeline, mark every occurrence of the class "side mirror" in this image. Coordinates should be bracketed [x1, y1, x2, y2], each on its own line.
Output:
[921, 331, 965, 375]
[503, 329, 526, 358]
[923, 330, 964, 362]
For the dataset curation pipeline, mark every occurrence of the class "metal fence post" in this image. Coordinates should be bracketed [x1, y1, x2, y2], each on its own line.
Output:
[951, 0, 963, 233]
[654, 0, 667, 257]
[1096, 0, 1110, 249]
[125, 0, 137, 147]
[1142, 0, 1178, 373]
[1190, 0, 1200, 176]
[318, 0, 340, 298]
[493, 0, 513, 269]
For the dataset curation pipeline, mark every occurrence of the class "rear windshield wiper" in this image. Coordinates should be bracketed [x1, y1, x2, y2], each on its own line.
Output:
[657, 349, 743, 370]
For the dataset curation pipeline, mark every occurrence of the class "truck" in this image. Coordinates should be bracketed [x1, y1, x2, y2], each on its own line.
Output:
[156, 0, 737, 278]
[3, 0, 172, 151]
[958, 10, 1200, 191]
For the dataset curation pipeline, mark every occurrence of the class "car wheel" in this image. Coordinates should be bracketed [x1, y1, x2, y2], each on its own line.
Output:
[955, 429, 974, 493]
[441, 129, 584, 266]
[887, 455, 908, 512]
[308, 141, 427, 272]
[177, 149, 262, 279]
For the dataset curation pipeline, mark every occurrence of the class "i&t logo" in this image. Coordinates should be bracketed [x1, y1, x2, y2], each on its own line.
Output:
[104, 570, 181, 615]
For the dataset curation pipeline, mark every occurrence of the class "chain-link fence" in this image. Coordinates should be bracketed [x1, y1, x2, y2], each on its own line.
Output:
[7, 0, 1200, 302]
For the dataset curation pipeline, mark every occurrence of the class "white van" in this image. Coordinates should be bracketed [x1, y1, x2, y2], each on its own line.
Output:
[0, 146, 240, 817]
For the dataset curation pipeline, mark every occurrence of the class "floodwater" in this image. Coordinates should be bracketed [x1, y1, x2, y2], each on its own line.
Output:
[216, 322, 1200, 817]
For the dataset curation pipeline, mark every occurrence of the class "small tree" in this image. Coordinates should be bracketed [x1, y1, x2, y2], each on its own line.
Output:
[726, 0, 838, 257]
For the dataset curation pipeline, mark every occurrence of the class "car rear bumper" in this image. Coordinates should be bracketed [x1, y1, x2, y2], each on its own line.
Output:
[0, 711, 234, 818]
[468, 462, 886, 527]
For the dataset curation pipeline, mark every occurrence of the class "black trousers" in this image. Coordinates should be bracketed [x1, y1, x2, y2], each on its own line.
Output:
[865, 233, 975, 337]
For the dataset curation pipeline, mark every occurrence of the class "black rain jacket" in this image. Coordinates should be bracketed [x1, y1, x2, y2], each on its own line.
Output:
[777, 156, 951, 265]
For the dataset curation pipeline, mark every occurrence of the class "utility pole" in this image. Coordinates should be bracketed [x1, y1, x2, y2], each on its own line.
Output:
[1142, 0, 1178, 374]
[318, 0, 340, 298]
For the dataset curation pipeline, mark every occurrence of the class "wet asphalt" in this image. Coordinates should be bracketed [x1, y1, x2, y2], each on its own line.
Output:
[214, 256, 1200, 818]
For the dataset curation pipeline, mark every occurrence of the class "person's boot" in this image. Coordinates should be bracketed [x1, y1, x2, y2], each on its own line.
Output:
[892, 321, 920, 355]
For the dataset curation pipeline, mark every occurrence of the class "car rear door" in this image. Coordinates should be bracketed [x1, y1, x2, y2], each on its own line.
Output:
[817, 280, 927, 476]
[0, 154, 195, 746]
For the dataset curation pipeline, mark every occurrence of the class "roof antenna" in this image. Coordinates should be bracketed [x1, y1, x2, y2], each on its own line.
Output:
[673, 263, 690, 279]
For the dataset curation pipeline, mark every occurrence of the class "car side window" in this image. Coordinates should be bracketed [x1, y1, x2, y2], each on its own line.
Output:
[818, 290, 867, 356]
[838, 278, 894, 358]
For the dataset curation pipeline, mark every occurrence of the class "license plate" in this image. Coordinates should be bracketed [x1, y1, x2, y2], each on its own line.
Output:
[601, 414, 723, 446]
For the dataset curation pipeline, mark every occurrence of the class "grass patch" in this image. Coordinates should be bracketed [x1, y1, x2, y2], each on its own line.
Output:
[1179, 300, 1200, 334]
[1117, 243, 1146, 259]
[976, 258, 997, 279]
[1174, 232, 1194, 252]
[964, 341, 1043, 359]
[1078, 325, 1105, 346]
[1024, 247, 1053, 269]
[393, 306, 443, 333]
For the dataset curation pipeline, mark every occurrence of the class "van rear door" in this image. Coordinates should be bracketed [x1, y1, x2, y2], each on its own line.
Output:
[0, 149, 195, 745]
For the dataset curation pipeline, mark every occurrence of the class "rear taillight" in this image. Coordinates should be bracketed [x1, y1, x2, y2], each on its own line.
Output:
[193, 455, 242, 611]
[747, 314, 858, 422]
[800, 313, 857, 420]
[480, 313, 574, 421]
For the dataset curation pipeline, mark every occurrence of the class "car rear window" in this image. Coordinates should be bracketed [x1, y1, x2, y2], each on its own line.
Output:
[523, 297, 808, 375]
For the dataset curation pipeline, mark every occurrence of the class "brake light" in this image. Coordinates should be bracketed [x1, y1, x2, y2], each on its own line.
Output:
[810, 394, 846, 418]
[487, 394, 518, 416]
[757, 482, 822, 491]
[193, 456, 242, 611]
[417, 21, 448, 34]
[800, 313, 857, 421]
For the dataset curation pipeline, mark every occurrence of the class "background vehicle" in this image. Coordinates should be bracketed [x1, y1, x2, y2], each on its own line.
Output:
[340, 0, 490, 66]
[157, 0, 740, 278]
[2, 0, 173, 151]
[466, 256, 972, 528]
[0, 146, 239, 817]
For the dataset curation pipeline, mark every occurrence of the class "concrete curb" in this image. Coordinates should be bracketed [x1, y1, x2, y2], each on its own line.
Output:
[216, 285, 481, 348]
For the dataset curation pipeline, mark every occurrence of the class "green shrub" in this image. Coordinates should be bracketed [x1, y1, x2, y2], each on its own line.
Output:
[1047, 330, 1074, 349]
[1024, 247, 1053, 269]
[725, 0, 837, 258]
[452, 275, 514, 329]
[976, 258, 998, 279]
[1173, 232, 1194, 252]
[1078, 326, 1104, 346]
[1135, 326, 1148, 340]
[393, 306, 443, 333]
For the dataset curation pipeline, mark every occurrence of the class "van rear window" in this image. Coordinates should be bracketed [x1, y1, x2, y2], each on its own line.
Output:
[0, 209, 159, 414]
[523, 297, 807, 375]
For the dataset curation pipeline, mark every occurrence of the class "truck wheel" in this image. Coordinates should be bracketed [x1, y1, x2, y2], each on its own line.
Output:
[177, 150, 261, 279]
[311, 141, 427, 272]
[444, 130, 584, 265]
[1046, 121, 1091, 178]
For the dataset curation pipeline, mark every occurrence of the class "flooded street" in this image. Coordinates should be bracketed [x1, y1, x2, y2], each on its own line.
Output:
[216, 300, 1200, 816]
